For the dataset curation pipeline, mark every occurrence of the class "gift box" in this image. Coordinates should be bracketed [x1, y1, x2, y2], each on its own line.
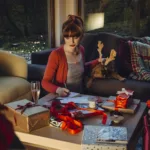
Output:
[4, 99, 50, 133]
[82, 125, 127, 150]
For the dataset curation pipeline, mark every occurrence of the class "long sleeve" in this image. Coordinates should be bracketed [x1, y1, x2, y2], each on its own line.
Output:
[85, 59, 99, 69]
[80, 45, 99, 75]
[42, 50, 59, 93]
[80, 45, 99, 69]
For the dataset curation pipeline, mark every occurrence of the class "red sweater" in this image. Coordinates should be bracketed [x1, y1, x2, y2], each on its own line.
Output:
[42, 45, 99, 93]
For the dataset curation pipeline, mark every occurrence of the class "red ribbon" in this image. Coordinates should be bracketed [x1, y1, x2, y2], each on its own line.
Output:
[50, 101, 107, 134]
[50, 101, 83, 134]
[58, 115, 83, 134]
[13, 102, 38, 126]
[15, 102, 38, 114]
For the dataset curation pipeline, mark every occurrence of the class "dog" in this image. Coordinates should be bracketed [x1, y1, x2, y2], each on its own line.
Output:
[86, 41, 125, 88]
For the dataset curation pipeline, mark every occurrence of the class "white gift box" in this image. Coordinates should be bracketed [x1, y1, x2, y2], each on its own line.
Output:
[82, 125, 127, 150]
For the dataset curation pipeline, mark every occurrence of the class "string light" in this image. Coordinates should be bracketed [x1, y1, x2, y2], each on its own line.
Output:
[3, 38, 48, 61]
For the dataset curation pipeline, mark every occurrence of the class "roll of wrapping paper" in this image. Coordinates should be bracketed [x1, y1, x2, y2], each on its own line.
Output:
[102, 105, 135, 113]
[102, 99, 140, 114]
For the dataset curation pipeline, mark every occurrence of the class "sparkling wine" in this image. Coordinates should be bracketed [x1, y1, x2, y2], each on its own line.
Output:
[31, 89, 40, 104]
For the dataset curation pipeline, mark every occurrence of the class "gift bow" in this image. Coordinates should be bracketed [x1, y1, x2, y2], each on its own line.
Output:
[116, 88, 134, 96]
[15, 102, 38, 114]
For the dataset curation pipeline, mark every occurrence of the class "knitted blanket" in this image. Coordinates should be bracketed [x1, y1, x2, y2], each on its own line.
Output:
[129, 40, 150, 81]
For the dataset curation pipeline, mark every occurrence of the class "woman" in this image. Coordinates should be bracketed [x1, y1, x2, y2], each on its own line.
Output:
[42, 15, 102, 97]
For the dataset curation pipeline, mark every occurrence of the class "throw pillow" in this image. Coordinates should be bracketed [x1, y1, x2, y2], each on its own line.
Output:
[128, 40, 150, 81]
[139, 37, 150, 45]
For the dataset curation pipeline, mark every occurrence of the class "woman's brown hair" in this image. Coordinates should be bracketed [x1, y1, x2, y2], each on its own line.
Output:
[62, 15, 84, 38]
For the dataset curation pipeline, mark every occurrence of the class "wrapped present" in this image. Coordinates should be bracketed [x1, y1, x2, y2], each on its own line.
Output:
[116, 93, 129, 108]
[102, 96, 140, 114]
[82, 125, 127, 150]
[116, 88, 134, 108]
[4, 99, 49, 133]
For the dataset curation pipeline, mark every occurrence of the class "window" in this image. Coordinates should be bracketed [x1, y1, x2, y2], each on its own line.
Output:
[83, 0, 150, 37]
[0, 0, 52, 61]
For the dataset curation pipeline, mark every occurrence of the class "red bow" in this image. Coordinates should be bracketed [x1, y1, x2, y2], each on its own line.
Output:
[15, 102, 38, 114]
[50, 101, 83, 134]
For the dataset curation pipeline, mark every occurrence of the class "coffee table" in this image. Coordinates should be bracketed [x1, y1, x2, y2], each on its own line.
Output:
[16, 94, 147, 150]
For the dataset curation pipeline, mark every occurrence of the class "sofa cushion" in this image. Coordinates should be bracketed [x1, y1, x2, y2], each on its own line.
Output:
[31, 48, 56, 65]
[81, 33, 98, 62]
[0, 50, 27, 78]
[27, 64, 46, 82]
[86, 78, 150, 102]
[0, 76, 31, 104]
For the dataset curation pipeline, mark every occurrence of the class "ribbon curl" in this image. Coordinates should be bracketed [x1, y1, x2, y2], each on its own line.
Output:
[117, 88, 134, 96]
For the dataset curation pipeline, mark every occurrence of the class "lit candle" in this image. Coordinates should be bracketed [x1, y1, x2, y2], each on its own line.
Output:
[88, 97, 96, 109]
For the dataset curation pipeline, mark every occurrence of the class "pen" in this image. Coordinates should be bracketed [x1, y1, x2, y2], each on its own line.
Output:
[64, 83, 70, 95]
[64, 83, 67, 88]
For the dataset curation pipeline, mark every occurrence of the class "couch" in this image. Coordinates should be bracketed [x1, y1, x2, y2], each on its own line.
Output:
[0, 50, 32, 104]
[28, 32, 150, 102]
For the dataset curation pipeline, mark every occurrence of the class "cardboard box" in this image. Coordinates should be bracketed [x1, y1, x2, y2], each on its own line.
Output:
[4, 99, 50, 132]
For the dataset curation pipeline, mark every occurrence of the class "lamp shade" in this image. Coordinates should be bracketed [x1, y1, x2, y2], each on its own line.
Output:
[86, 13, 104, 31]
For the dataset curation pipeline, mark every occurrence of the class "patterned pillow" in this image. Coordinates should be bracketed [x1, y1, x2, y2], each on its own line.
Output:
[139, 37, 150, 45]
[128, 40, 150, 81]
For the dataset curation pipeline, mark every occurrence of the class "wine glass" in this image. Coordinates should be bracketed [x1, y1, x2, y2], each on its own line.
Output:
[31, 81, 40, 104]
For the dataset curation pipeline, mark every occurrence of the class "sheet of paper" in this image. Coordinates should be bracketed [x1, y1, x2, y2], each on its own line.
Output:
[60, 96, 91, 104]
[57, 92, 81, 99]
[42, 101, 53, 108]
[60, 95, 99, 104]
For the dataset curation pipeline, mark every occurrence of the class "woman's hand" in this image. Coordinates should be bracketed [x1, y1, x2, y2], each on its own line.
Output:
[56, 87, 70, 97]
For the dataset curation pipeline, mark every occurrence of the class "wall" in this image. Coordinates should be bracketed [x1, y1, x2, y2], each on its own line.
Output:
[55, 0, 78, 47]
